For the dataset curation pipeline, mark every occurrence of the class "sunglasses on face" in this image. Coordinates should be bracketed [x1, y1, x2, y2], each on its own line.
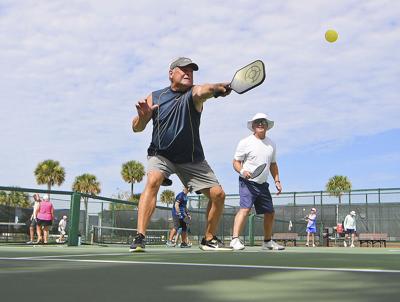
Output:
[253, 119, 268, 126]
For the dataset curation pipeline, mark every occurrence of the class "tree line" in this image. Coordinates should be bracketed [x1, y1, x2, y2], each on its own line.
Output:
[1, 159, 352, 209]
[1, 159, 175, 208]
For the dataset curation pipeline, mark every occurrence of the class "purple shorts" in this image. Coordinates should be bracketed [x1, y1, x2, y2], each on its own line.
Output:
[239, 177, 274, 214]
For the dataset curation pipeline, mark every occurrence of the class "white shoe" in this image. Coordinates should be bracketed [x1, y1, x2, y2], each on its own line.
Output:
[343, 241, 347, 247]
[312, 244, 316, 247]
[305, 243, 309, 247]
[230, 238, 245, 250]
[262, 240, 285, 250]
[350, 244, 355, 248]
[166, 240, 176, 247]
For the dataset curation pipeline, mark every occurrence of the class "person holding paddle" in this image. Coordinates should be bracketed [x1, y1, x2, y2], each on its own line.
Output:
[166, 186, 191, 248]
[130, 57, 232, 252]
[230, 113, 284, 250]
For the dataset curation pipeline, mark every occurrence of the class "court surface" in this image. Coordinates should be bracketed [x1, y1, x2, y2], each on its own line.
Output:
[1, 244, 400, 302]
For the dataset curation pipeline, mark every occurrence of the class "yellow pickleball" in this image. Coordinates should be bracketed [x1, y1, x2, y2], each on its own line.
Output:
[325, 29, 338, 43]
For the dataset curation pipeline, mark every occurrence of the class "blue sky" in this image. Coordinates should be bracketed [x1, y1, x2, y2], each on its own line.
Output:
[0, 0, 399, 198]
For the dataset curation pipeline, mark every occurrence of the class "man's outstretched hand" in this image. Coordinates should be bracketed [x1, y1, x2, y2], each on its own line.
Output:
[135, 99, 159, 120]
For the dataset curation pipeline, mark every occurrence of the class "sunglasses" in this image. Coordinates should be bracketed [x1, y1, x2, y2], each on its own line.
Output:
[253, 119, 268, 126]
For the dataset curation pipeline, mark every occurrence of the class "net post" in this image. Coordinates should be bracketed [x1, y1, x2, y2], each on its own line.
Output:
[248, 213, 255, 246]
[68, 192, 81, 246]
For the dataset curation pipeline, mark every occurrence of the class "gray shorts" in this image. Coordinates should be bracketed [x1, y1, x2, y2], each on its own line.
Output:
[29, 218, 37, 227]
[147, 155, 220, 193]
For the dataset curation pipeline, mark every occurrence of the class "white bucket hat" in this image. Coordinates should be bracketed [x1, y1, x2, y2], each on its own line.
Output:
[247, 113, 274, 131]
[350, 210, 356, 216]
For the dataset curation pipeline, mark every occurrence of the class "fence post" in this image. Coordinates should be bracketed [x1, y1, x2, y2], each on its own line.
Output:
[320, 191, 323, 223]
[293, 192, 296, 227]
[378, 188, 382, 232]
[68, 192, 81, 246]
[365, 193, 369, 232]
[248, 214, 255, 246]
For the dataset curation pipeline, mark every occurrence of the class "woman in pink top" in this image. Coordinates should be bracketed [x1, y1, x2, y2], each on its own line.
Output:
[34, 194, 54, 244]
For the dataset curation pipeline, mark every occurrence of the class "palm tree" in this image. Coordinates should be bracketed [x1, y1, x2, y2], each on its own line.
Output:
[72, 173, 101, 239]
[110, 190, 139, 210]
[0, 190, 30, 208]
[160, 190, 175, 207]
[34, 159, 65, 191]
[326, 175, 352, 204]
[121, 160, 145, 197]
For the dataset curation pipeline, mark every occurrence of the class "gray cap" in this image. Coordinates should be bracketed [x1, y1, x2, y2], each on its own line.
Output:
[169, 57, 199, 71]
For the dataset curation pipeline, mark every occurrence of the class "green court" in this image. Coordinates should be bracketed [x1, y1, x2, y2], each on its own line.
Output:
[1, 245, 399, 302]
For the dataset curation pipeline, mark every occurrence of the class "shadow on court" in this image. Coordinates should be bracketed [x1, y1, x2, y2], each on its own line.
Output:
[1, 246, 400, 302]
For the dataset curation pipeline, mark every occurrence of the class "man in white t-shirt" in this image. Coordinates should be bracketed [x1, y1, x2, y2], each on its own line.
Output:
[56, 215, 68, 243]
[343, 210, 356, 247]
[230, 113, 284, 251]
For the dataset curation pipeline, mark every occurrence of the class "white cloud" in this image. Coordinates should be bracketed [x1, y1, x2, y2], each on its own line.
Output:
[0, 0, 399, 197]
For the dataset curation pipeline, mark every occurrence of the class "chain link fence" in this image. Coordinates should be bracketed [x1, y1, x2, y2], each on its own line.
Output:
[1, 186, 399, 245]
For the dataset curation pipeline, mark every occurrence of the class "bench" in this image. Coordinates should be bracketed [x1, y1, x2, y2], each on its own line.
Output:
[358, 233, 388, 247]
[272, 233, 298, 246]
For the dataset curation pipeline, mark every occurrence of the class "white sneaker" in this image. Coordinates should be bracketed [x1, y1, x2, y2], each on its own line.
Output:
[230, 238, 245, 250]
[350, 244, 355, 248]
[262, 240, 285, 250]
[344, 241, 347, 247]
[166, 240, 176, 247]
[305, 243, 309, 247]
[312, 244, 316, 247]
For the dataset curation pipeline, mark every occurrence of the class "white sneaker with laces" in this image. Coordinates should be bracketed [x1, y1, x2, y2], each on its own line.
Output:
[262, 240, 285, 250]
[230, 238, 245, 250]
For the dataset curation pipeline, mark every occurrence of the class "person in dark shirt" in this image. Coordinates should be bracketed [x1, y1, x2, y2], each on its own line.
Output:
[130, 57, 231, 252]
[166, 186, 191, 248]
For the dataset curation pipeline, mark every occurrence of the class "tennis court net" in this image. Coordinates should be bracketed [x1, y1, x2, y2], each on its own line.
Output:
[91, 225, 169, 245]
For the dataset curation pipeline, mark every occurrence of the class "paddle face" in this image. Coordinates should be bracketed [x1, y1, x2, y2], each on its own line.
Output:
[230, 60, 265, 94]
[250, 163, 267, 179]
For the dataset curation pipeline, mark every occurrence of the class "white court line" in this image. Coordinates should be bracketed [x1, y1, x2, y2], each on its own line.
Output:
[0, 253, 128, 259]
[1, 256, 400, 274]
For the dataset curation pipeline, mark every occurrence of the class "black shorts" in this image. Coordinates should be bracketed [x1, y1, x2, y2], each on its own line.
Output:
[172, 216, 187, 232]
[346, 229, 355, 234]
[37, 219, 52, 227]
